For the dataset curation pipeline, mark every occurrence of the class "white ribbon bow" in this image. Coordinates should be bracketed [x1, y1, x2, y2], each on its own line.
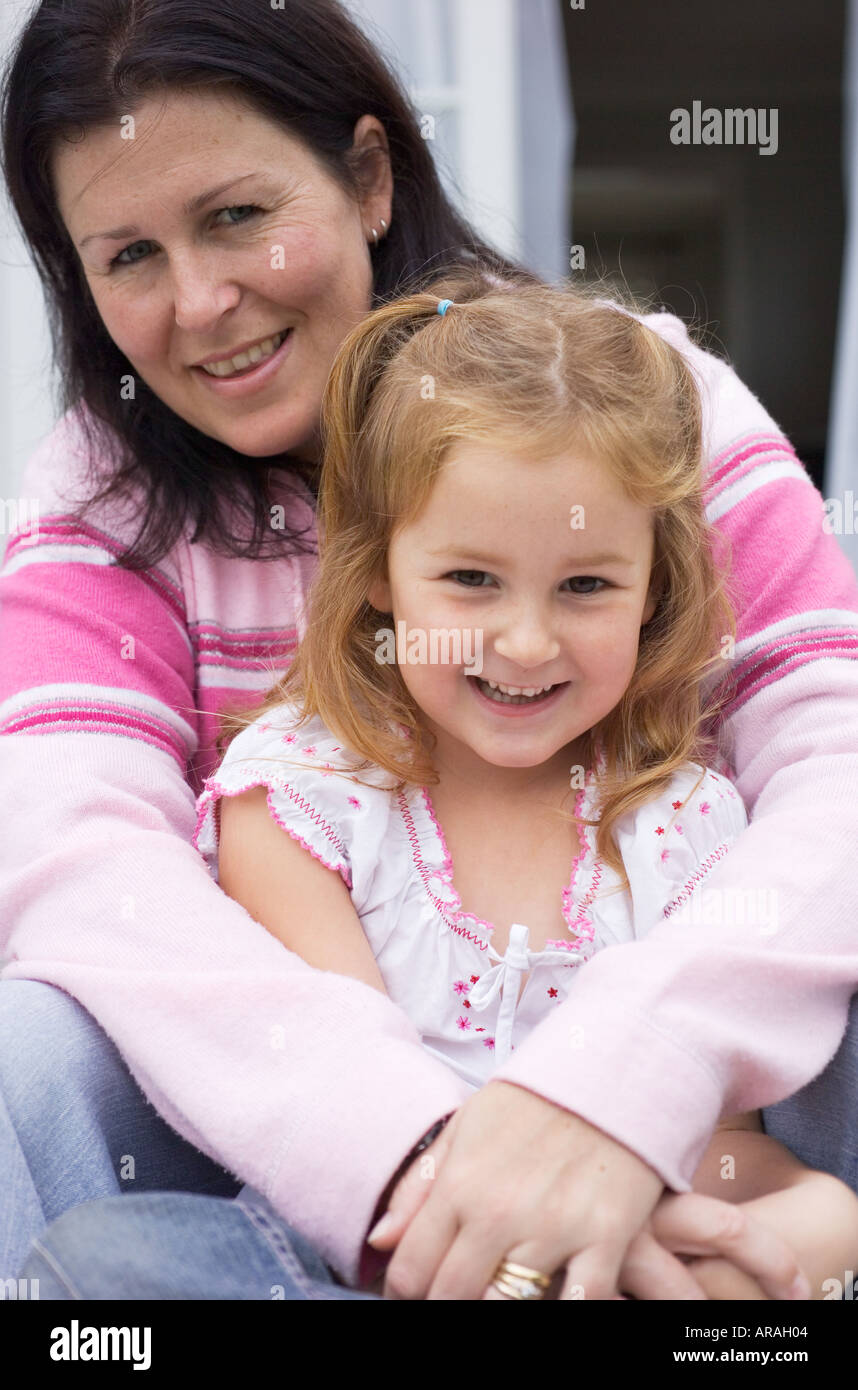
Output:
[467, 923, 592, 1064]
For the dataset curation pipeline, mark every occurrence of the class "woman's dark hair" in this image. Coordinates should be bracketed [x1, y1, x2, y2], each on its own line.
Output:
[1, 0, 541, 569]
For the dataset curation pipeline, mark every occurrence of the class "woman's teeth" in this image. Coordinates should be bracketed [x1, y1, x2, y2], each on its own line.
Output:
[201, 329, 289, 378]
[476, 677, 556, 704]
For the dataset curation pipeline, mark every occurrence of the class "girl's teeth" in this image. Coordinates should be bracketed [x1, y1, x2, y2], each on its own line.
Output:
[479, 678, 555, 704]
[486, 680, 551, 697]
[202, 330, 287, 378]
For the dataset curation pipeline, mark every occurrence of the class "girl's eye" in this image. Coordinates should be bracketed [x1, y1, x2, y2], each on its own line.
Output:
[562, 576, 607, 595]
[109, 204, 262, 268]
[447, 570, 494, 588]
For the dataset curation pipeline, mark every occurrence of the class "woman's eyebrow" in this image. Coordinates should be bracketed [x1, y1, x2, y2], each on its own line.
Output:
[78, 171, 271, 248]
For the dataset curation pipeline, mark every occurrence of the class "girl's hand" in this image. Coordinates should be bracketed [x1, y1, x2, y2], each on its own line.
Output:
[616, 1191, 811, 1301]
[681, 1172, 858, 1302]
[367, 1080, 666, 1300]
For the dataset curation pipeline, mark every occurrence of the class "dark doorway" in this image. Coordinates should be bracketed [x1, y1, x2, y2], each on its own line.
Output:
[561, 0, 846, 492]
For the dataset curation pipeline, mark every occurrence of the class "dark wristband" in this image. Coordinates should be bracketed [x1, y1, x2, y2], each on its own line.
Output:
[358, 1111, 456, 1287]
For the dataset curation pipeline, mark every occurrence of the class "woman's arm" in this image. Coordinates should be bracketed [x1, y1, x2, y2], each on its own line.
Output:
[486, 313, 858, 1195]
[217, 784, 387, 993]
[0, 411, 472, 1289]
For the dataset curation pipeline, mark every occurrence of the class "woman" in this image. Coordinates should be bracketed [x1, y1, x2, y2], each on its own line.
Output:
[1, 0, 856, 1302]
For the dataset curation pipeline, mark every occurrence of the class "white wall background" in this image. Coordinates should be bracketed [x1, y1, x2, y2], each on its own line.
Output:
[0, 0, 573, 509]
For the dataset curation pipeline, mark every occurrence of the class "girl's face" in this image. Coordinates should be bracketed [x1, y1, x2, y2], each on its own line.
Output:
[52, 87, 392, 462]
[368, 440, 660, 779]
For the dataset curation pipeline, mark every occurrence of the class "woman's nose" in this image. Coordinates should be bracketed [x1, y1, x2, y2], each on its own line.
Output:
[494, 613, 561, 668]
[170, 255, 241, 331]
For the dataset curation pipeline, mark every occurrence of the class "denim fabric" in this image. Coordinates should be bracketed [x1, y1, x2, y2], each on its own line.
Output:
[19, 1189, 380, 1300]
[0, 982, 245, 1274]
[761, 990, 858, 1191]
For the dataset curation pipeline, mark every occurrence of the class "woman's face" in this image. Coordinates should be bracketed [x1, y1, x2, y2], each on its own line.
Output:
[52, 88, 392, 460]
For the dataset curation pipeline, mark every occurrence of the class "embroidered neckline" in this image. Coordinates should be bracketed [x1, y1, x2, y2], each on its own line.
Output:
[397, 751, 606, 953]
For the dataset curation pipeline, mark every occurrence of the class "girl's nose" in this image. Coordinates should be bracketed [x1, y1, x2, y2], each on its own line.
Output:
[494, 617, 561, 668]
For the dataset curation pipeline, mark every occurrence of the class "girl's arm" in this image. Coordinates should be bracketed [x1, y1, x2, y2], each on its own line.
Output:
[217, 784, 388, 994]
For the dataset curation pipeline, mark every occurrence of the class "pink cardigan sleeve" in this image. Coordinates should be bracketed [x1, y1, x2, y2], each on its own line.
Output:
[492, 312, 858, 1191]
[0, 418, 472, 1287]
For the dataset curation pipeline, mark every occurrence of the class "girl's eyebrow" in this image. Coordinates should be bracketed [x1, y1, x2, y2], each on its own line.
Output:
[78, 171, 272, 249]
[429, 546, 635, 567]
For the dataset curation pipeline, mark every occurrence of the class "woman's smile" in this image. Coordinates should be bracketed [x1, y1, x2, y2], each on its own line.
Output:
[191, 325, 295, 397]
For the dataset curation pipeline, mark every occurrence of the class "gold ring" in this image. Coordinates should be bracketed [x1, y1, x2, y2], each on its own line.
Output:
[490, 1258, 552, 1301]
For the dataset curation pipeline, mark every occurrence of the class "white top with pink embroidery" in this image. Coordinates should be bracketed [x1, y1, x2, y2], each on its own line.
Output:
[193, 701, 749, 1091]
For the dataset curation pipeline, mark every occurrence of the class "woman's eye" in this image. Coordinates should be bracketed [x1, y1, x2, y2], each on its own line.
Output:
[109, 205, 262, 268]
[447, 570, 494, 588]
[219, 204, 260, 226]
[110, 239, 153, 268]
[562, 576, 607, 595]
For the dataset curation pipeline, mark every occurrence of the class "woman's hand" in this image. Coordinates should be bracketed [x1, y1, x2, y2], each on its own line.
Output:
[615, 1190, 812, 1301]
[366, 1079, 666, 1300]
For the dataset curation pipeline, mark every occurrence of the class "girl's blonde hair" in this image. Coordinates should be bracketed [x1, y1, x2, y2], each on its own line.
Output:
[218, 266, 739, 890]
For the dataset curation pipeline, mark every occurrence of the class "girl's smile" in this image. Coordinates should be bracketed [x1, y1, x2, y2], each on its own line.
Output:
[467, 674, 571, 717]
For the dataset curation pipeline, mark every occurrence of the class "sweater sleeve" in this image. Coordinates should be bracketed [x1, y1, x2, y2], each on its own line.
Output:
[492, 313, 858, 1193]
[0, 413, 472, 1286]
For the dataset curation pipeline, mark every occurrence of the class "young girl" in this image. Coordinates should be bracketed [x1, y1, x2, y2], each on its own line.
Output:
[193, 271, 858, 1300]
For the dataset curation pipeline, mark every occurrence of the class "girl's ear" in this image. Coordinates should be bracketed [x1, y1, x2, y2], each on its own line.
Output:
[367, 575, 393, 613]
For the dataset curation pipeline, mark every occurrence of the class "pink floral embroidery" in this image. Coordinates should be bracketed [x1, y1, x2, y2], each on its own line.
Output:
[672, 800, 682, 810]
[347, 796, 362, 810]
[457, 1016, 471, 1031]
[475, 1027, 486, 1033]
[304, 746, 317, 757]
[453, 979, 470, 996]
[548, 987, 558, 998]
[258, 723, 271, 734]
[655, 826, 665, 836]
[483, 1037, 495, 1050]
[675, 824, 684, 836]
[699, 801, 711, 815]
[660, 848, 671, 863]
[282, 734, 297, 745]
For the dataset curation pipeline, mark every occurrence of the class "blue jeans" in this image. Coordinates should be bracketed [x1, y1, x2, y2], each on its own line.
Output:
[2, 979, 857, 1299]
[0, 980, 378, 1299]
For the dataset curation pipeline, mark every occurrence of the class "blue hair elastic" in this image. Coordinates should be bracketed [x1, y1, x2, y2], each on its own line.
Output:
[437, 299, 454, 316]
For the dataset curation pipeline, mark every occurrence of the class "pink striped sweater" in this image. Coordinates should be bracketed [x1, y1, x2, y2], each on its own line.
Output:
[2, 310, 858, 1289]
